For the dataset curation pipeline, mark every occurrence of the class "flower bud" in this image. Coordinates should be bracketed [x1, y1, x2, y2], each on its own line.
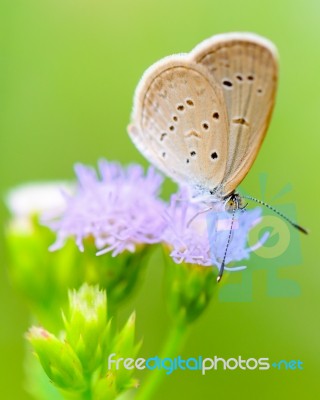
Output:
[27, 327, 86, 391]
[106, 312, 141, 391]
[64, 284, 110, 374]
[164, 257, 218, 325]
[5, 182, 79, 331]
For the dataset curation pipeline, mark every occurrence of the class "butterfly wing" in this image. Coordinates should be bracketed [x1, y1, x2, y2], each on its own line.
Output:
[192, 33, 279, 196]
[128, 57, 230, 198]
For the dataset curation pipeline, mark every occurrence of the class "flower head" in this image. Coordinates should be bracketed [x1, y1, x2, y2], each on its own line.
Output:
[162, 190, 269, 324]
[163, 189, 267, 272]
[44, 160, 166, 256]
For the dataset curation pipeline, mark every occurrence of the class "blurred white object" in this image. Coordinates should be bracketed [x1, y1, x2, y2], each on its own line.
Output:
[5, 182, 73, 233]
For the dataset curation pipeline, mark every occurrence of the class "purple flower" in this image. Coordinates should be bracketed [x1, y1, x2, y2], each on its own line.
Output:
[43, 160, 167, 256]
[43, 159, 267, 275]
[162, 189, 268, 273]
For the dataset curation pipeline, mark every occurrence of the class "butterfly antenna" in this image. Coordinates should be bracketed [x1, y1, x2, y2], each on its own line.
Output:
[217, 208, 236, 283]
[242, 195, 309, 235]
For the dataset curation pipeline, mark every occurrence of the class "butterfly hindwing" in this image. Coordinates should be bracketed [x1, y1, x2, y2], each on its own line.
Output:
[129, 57, 229, 196]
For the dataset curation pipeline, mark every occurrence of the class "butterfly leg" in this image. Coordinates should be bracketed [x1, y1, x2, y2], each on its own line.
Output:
[187, 206, 213, 228]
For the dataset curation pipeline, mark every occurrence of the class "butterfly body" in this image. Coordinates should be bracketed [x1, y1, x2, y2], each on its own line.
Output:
[128, 32, 278, 207]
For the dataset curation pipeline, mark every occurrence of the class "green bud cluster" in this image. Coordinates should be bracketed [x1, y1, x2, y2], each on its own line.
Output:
[27, 284, 140, 400]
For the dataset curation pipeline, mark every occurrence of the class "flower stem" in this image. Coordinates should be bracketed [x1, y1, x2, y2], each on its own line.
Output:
[136, 323, 188, 400]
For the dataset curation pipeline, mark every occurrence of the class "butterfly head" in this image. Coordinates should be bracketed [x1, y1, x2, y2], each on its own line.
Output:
[224, 192, 247, 213]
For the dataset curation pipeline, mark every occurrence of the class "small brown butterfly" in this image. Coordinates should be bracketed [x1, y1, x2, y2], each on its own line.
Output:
[128, 33, 308, 281]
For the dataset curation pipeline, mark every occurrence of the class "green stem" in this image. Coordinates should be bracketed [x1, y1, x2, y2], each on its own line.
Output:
[136, 323, 188, 400]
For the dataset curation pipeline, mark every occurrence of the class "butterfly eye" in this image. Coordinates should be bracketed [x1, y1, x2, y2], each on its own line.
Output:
[226, 198, 237, 212]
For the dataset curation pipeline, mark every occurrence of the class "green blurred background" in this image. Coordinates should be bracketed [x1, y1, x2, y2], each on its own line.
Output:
[1, 0, 319, 399]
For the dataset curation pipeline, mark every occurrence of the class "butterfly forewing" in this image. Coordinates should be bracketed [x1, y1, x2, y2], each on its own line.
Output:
[129, 58, 229, 195]
[192, 33, 278, 196]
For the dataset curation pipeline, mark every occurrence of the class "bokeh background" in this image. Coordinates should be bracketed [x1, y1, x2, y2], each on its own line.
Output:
[1, 0, 319, 399]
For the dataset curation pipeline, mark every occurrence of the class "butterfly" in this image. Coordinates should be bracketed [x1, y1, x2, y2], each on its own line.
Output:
[128, 32, 307, 281]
